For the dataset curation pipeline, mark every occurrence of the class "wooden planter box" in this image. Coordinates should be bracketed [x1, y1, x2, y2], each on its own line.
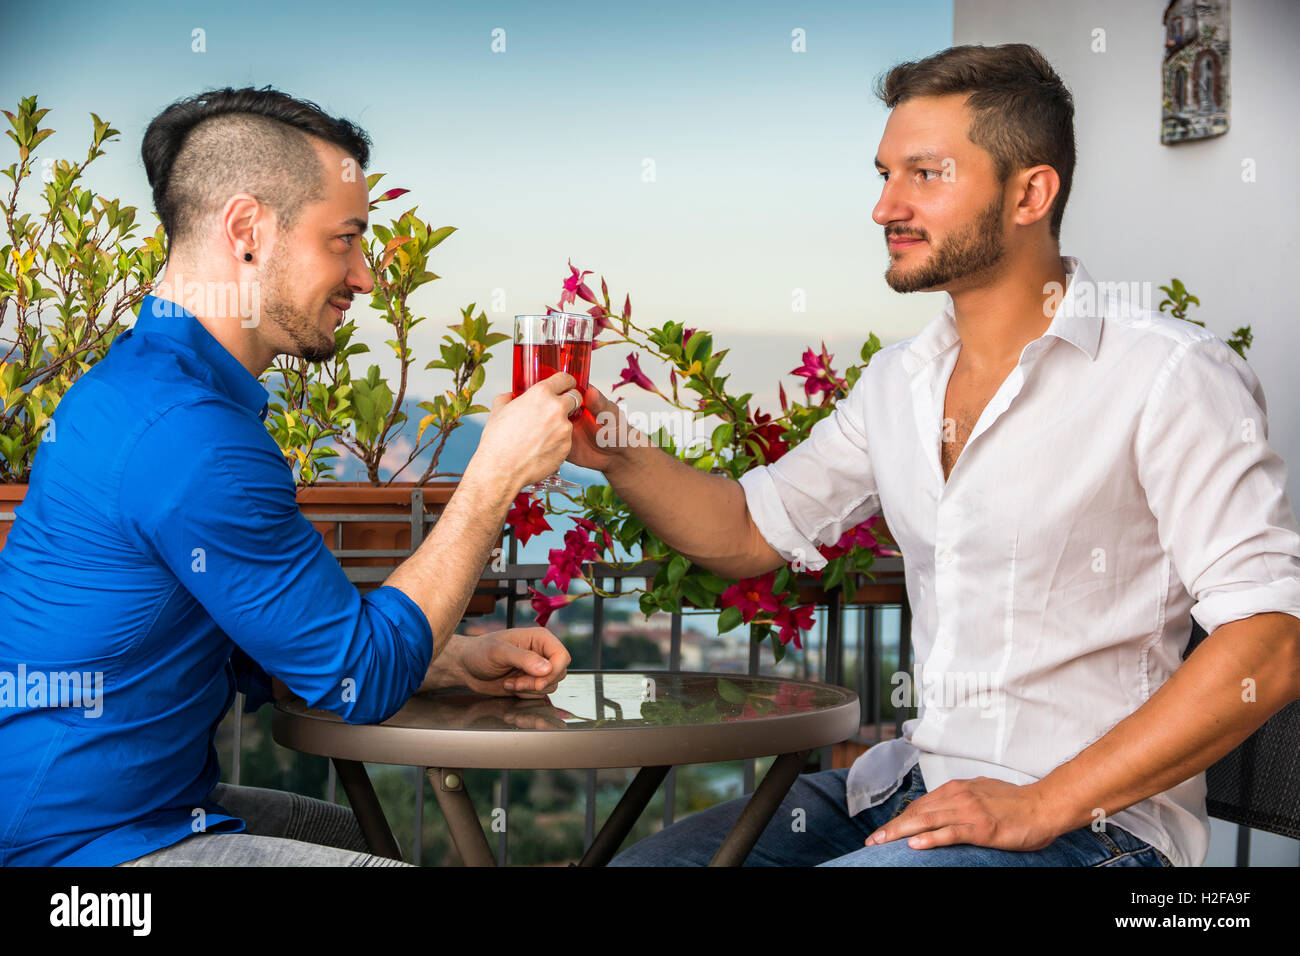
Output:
[295, 480, 500, 616]
[0, 480, 501, 615]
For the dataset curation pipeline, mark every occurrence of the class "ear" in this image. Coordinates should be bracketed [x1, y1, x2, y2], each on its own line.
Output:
[221, 192, 271, 263]
[1014, 164, 1060, 230]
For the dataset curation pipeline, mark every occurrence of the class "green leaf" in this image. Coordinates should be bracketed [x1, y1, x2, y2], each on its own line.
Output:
[717, 678, 745, 704]
[666, 554, 689, 587]
[717, 604, 743, 633]
[679, 577, 713, 608]
[772, 565, 791, 594]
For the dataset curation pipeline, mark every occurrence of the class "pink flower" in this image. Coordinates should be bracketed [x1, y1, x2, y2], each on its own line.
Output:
[529, 588, 575, 627]
[571, 516, 614, 553]
[612, 352, 658, 394]
[720, 572, 782, 624]
[772, 605, 815, 649]
[683, 327, 696, 346]
[505, 492, 551, 546]
[790, 341, 846, 403]
[817, 515, 898, 561]
[543, 526, 600, 591]
[588, 305, 613, 335]
[560, 259, 597, 309]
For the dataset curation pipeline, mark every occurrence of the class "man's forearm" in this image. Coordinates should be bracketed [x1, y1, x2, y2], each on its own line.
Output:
[1031, 611, 1300, 834]
[383, 461, 518, 659]
[604, 440, 781, 580]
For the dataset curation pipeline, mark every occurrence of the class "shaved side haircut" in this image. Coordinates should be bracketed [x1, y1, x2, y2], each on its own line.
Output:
[141, 86, 372, 253]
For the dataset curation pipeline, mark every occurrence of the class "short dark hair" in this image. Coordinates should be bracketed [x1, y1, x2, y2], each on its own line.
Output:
[141, 86, 372, 252]
[874, 43, 1076, 240]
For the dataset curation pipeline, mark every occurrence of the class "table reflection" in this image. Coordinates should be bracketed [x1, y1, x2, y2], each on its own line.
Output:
[381, 671, 853, 731]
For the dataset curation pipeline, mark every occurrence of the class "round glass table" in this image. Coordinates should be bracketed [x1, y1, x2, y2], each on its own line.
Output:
[272, 670, 860, 866]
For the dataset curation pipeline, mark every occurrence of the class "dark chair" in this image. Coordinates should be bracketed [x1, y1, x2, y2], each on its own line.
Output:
[1183, 619, 1300, 865]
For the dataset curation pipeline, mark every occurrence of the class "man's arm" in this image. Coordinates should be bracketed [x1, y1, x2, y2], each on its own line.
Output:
[864, 612, 1300, 852]
[598, 430, 782, 581]
[567, 386, 882, 579]
[383, 376, 582, 684]
[1034, 611, 1300, 834]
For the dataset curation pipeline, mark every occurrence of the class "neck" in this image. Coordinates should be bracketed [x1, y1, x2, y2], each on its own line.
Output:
[152, 263, 274, 378]
[948, 247, 1068, 377]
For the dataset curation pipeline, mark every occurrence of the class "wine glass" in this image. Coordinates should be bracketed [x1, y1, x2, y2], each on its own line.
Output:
[512, 312, 593, 494]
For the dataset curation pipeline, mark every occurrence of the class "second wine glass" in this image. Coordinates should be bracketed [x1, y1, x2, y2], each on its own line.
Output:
[512, 312, 593, 494]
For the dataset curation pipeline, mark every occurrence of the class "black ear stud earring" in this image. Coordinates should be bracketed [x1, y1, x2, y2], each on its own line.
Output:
[243, 252, 252, 262]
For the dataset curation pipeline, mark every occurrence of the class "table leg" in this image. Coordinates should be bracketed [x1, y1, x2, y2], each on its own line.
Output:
[427, 768, 496, 867]
[709, 750, 810, 867]
[576, 765, 671, 867]
[332, 758, 403, 862]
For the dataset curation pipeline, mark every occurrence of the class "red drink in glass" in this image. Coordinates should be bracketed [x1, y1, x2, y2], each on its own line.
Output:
[512, 341, 560, 397]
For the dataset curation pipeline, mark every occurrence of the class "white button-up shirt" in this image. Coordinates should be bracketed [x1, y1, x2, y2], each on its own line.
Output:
[739, 255, 1300, 866]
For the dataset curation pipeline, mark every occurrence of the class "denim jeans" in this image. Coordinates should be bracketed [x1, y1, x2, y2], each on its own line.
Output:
[116, 783, 413, 867]
[609, 765, 1175, 867]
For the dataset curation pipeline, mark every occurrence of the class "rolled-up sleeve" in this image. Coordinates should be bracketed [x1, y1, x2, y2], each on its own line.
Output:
[118, 401, 433, 724]
[737, 379, 881, 572]
[1135, 336, 1300, 635]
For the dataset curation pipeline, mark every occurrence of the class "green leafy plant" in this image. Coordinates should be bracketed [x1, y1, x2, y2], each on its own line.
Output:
[1158, 277, 1252, 359]
[0, 96, 165, 481]
[265, 181, 508, 485]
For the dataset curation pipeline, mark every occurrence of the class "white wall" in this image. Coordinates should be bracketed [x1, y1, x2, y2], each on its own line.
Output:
[952, 0, 1299, 868]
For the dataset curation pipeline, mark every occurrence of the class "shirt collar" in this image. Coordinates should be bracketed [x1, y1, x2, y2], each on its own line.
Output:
[134, 294, 271, 422]
[903, 255, 1103, 376]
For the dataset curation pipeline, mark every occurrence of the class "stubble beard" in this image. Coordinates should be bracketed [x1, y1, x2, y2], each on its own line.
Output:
[260, 238, 338, 364]
[884, 193, 1007, 295]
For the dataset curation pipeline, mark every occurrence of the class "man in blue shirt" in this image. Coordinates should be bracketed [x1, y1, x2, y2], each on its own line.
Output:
[0, 87, 584, 866]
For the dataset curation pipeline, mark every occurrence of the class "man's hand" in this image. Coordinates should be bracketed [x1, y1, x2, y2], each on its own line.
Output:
[476, 374, 583, 489]
[423, 628, 571, 699]
[863, 777, 1065, 852]
[566, 385, 647, 474]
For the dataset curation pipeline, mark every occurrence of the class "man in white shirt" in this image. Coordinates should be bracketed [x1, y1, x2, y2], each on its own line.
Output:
[567, 43, 1300, 866]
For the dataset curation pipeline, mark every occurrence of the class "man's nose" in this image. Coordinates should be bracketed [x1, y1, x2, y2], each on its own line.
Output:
[349, 250, 375, 296]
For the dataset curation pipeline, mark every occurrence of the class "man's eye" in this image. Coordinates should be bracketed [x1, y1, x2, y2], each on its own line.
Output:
[920, 169, 941, 181]
[337, 234, 358, 246]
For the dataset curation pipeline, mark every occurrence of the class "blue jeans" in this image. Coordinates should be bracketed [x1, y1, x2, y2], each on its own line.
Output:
[609, 765, 1175, 867]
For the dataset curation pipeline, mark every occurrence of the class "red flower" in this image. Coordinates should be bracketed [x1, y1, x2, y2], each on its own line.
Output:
[719, 572, 781, 623]
[772, 605, 815, 649]
[683, 327, 696, 347]
[790, 341, 846, 403]
[505, 492, 551, 546]
[747, 407, 789, 464]
[612, 352, 658, 394]
[560, 259, 598, 309]
[529, 587, 575, 627]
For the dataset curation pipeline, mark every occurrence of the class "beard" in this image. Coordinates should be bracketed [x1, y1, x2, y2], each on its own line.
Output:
[884, 192, 1006, 294]
[260, 237, 339, 363]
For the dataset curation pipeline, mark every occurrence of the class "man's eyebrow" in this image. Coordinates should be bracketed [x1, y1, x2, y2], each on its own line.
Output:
[338, 217, 368, 232]
[874, 149, 945, 169]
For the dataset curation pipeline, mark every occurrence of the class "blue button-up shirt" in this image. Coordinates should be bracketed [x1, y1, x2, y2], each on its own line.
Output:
[0, 294, 433, 866]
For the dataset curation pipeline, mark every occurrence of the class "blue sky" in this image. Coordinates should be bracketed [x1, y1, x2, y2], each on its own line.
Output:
[2, 0, 953, 419]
